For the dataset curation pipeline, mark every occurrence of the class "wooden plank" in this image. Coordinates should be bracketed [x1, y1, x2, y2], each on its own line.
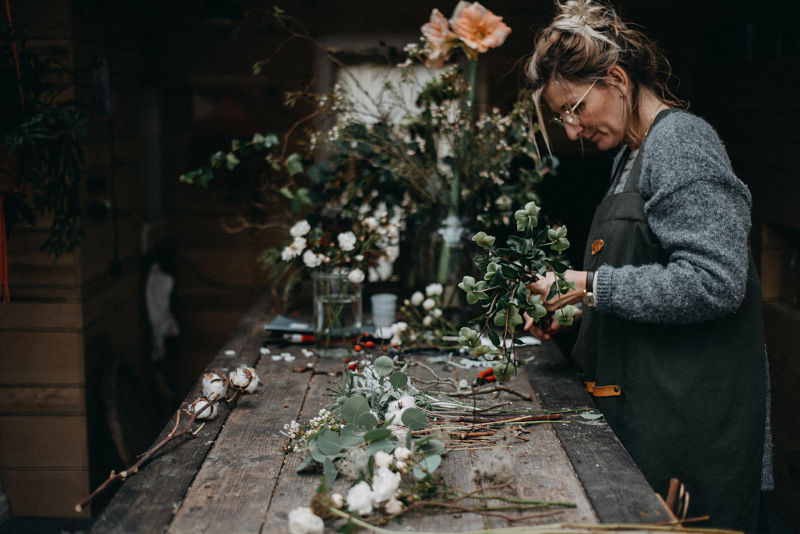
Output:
[525, 342, 671, 524]
[168, 348, 320, 534]
[0, 301, 84, 330]
[0, 331, 84, 384]
[0, 386, 85, 415]
[0, 415, 88, 468]
[2, 469, 90, 518]
[88, 293, 272, 534]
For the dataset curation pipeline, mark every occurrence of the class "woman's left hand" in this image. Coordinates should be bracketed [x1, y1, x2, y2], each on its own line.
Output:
[526, 269, 586, 312]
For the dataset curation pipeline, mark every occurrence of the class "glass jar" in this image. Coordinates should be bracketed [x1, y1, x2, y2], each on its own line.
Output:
[311, 270, 363, 357]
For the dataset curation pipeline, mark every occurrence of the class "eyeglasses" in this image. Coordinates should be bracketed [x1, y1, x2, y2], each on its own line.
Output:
[552, 80, 597, 129]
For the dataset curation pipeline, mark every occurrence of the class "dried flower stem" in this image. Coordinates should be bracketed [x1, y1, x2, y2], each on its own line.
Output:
[75, 405, 212, 512]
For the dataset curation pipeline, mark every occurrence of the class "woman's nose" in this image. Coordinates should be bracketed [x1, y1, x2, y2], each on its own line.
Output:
[564, 123, 582, 141]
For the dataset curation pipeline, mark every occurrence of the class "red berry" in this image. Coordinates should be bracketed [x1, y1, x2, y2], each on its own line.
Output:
[354, 345, 362, 352]
[365, 341, 375, 349]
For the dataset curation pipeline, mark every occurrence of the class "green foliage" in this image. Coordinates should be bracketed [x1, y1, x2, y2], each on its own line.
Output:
[2, 27, 87, 258]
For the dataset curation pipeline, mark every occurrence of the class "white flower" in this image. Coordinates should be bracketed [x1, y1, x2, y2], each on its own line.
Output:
[201, 372, 227, 401]
[369, 257, 393, 282]
[431, 308, 443, 318]
[302, 250, 322, 268]
[331, 493, 344, 508]
[384, 245, 400, 262]
[346, 481, 374, 516]
[291, 236, 307, 253]
[425, 283, 443, 296]
[410, 291, 424, 306]
[290, 220, 311, 237]
[337, 231, 357, 252]
[348, 268, 365, 284]
[394, 446, 411, 460]
[188, 397, 218, 419]
[395, 460, 407, 472]
[384, 498, 404, 515]
[374, 451, 393, 469]
[281, 246, 294, 262]
[363, 216, 379, 230]
[287, 506, 324, 534]
[371, 466, 401, 504]
[422, 298, 435, 311]
[422, 316, 433, 327]
[391, 322, 408, 334]
[229, 366, 260, 393]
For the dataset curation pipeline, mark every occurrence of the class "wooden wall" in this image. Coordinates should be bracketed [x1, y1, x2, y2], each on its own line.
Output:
[0, 0, 145, 518]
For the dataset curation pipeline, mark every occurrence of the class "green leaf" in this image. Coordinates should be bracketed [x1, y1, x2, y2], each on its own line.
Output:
[487, 329, 500, 348]
[342, 396, 370, 425]
[580, 411, 605, 420]
[323, 457, 337, 488]
[317, 430, 344, 455]
[356, 411, 378, 429]
[225, 153, 240, 171]
[401, 408, 428, 430]
[419, 439, 445, 456]
[389, 372, 408, 389]
[287, 152, 304, 176]
[338, 425, 364, 448]
[309, 441, 328, 463]
[367, 439, 397, 456]
[364, 427, 391, 442]
[374, 356, 394, 377]
[210, 150, 225, 168]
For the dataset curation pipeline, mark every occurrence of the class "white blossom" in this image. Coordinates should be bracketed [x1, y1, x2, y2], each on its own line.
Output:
[384, 498, 404, 514]
[281, 246, 295, 262]
[374, 451, 393, 469]
[287, 507, 324, 534]
[348, 268, 365, 284]
[391, 322, 408, 334]
[371, 466, 401, 504]
[331, 493, 344, 508]
[363, 216, 379, 230]
[410, 291, 424, 306]
[337, 231, 357, 252]
[201, 372, 227, 401]
[431, 308, 443, 318]
[302, 250, 323, 268]
[188, 397, 218, 420]
[290, 220, 311, 237]
[346, 481, 374, 516]
[422, 298, 436, 311]
[425, 283, 443, 296]
[422, 315, 433, 327]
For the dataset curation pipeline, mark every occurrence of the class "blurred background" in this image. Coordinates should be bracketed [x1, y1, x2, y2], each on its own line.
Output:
[0, 0, 798, 531]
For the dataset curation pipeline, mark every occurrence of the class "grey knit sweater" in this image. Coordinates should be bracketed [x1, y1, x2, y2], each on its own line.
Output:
[594, 110, 753, 324]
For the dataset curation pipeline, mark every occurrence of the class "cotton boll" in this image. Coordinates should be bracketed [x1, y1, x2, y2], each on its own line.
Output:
[394, 446, 411, 461]
[371, 466, 401, 504]
[287, 506, 324, 534]
[188, 397, 218, 420]
[348, 268, 365, 284]
[229, 366, 260, 393]
[373, 451, 392, 469]
[346, 481, 374, 516]
[201, 372, 228, 401]
[331, 493, 344, 508]
[384, 498, 404, 515]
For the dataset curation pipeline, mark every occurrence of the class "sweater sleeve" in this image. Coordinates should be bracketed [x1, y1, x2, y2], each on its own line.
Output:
[593, 112, 753, 325]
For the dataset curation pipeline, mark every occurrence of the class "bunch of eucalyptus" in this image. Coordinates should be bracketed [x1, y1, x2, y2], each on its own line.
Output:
[458, 201, 577, 382]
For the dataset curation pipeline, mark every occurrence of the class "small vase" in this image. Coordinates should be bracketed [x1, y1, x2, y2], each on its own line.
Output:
[311, 270, 363, 357]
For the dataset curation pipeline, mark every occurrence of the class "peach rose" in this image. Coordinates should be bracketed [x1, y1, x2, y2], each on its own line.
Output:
[449, 1, 511, 58]
[421, 8, 457, 68]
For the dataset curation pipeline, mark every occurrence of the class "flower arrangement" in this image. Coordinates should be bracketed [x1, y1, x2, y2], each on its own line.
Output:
[394, 282, 457, 346]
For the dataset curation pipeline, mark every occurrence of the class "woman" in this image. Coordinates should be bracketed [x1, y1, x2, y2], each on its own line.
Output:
[523, 1, 770, 530]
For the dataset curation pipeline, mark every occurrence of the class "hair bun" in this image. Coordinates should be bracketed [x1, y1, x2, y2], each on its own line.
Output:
[552, 0, 618, 47]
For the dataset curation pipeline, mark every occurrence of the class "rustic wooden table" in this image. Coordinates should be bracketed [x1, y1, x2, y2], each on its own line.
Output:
[89, 294, 670, 533]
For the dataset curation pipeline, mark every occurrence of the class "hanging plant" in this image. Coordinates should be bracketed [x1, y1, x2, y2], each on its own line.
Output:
[1, 23, 87, 261]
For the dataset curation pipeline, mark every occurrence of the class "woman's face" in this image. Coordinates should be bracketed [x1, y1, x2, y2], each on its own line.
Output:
[543, 79, 627, 151]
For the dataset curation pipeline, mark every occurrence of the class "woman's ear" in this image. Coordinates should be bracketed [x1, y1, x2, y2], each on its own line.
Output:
[606, 65, 629, 95]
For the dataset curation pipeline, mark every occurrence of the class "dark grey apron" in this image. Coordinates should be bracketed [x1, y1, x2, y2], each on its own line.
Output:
[573, 110, 766, 530]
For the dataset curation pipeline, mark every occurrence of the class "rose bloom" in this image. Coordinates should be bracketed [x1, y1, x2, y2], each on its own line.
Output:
[449, 1, 511, 56]
[290, 220, 311, 237]
[421, 8, 457, 67]
[348, 268, 365, 284]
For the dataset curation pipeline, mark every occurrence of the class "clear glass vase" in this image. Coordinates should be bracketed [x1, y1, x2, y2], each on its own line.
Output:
[312, 270, 363, 357]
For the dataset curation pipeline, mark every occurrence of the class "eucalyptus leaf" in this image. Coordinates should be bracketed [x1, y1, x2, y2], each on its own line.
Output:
[356, 412, 378, 430]
[342, 396, 370, 425]
[317, 430, 344, 456]
[401, 407, 428, 430]
[286, 152, 304, 176]
[364, 428, 391, 442]
[389, 372, 408, 389]
[374, 356, 394, 377]
[367, 439, 398, 456]
[323, 457, 337, 488]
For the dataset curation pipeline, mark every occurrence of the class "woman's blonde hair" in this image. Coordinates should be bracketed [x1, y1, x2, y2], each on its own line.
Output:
[526, 0, 686, 151]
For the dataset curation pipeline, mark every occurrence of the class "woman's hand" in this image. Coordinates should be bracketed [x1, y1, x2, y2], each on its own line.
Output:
[526, 269, 587, 312]
[523, 307, 583, 341]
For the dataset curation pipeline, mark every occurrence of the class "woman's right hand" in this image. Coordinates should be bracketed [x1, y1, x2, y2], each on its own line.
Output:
[523, 311, 561, 341]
